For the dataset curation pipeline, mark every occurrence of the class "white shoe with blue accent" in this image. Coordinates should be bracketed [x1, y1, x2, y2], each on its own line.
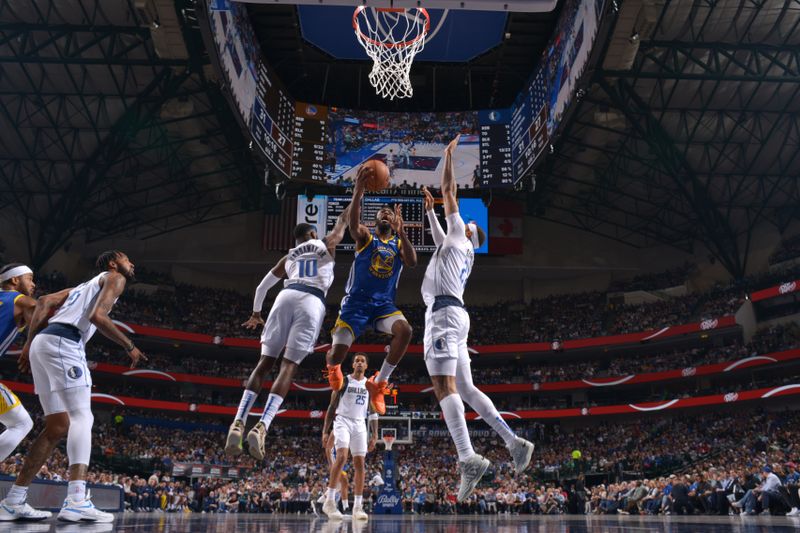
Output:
[57, 493, 114, 523]
[0, 500, 52, 521]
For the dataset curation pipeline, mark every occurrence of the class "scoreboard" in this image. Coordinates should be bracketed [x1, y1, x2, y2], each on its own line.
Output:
[291, 102, 328, 182]
[511, 65, 549, 183]
[478, 109, 514, 188]
[251, 62, 294, 178]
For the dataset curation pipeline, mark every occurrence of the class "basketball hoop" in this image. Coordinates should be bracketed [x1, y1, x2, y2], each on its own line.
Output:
[353, 7, 430, 100]
[381, 428, 397, 451]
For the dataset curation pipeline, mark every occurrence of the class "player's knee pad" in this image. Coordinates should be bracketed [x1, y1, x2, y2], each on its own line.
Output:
[66, 407, 94, 466]
[331, 327, 354, 348]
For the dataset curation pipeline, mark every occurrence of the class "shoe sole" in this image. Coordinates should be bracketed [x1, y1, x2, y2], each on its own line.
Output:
[515, 442, 534, 475]
[457, 458, 490, 502]
[225, 432, 243, 457]
[57, 514, 115, 523]
[246, 431, 265, 460]
[0, 515, 51, 522]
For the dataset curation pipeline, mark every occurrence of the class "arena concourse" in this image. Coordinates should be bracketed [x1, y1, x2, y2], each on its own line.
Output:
[2, 0, 800, 532]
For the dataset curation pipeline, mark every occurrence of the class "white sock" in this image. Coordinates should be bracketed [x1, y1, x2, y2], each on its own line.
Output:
[327, 487, 337, 501]
[234, 390, 258, 422]
[354, 495, 363, 508]
[342, 498, 349, 510]
[376, 361, 397, 383]
[5, 484, 28, 505]
[439, 393, 475, 462]
[258, 393, 284, 430]
[459, 385, 517, 447]
[68, 480, 86, 501]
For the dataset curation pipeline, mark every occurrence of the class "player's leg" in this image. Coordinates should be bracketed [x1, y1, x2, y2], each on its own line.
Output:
[0, 387, 33, 462]
[339, 471, 349, 511]
[368, 309, 412, 414]
[324, 445, 349, 519]
[454, 340, 534, 475]
[326, 297, 369, 389]
[246, 357, 298, 460]
[227, 294, 292, 456]
[350, 428, 369, 520]
[425, 311, 489, 503]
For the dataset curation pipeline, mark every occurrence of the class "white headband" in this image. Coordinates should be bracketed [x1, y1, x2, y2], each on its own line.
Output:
[0, 265, 33, 283]
[467, 222, 480, 249]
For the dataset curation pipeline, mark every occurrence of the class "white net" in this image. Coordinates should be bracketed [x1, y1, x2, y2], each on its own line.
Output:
[353, 7, 430, 100]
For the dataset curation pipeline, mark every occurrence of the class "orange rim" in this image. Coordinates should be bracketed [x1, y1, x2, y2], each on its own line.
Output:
[353, 6, 430, 49]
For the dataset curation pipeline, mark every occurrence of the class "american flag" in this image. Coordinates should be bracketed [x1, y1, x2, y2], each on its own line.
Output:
[262, 197, 297, 251]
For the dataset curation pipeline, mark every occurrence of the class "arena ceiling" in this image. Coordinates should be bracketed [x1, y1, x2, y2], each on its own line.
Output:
[1, 0, 799, 278]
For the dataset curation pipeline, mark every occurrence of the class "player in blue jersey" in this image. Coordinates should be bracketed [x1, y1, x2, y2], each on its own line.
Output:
[325, 166, 418, 415]
[0, 263, 67, 521]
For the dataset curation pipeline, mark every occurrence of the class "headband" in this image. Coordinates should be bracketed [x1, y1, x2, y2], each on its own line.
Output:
[0, 265, 33, 283]
[467, 222, 480, 249]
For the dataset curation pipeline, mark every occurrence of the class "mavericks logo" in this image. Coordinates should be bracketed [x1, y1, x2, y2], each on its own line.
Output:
[369, 247, 396, 279]
[67, 366, 83, 379]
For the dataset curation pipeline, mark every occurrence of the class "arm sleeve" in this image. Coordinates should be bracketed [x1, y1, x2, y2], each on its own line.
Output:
[426, 209, 446, 246]
[253, 272, 281, 312]
[444, 212, 466, 245]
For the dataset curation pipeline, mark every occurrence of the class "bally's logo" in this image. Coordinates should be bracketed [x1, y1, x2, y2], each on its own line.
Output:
[779, 281, 797, 294]
[67, 366, 83, 379]
[377, 494, 400, 507]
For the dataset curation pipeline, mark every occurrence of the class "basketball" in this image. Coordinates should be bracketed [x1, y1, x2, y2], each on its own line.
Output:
[362, 159, 390, 191]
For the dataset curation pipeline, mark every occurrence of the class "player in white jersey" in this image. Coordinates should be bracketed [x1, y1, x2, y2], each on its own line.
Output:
[0, 251, 145, 523]
[421, 136, 534, 503]
[321, 353, 379, 521]
[226, 207, 351, 460]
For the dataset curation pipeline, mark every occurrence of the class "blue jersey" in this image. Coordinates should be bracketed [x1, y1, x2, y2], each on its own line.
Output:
[345, 231, 403, 303]
[0, 290, 23, 356]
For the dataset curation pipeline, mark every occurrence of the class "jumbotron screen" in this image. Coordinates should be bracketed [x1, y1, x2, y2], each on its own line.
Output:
[297, 194, 488, 254]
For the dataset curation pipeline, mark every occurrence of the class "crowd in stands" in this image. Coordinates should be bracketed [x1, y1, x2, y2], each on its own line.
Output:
[770, 234, 800, 265]
[608, 262, 695, 293]
[2, 408, 799, 516]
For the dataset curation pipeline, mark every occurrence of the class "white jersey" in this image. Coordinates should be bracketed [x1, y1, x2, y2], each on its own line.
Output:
[50, 272, 110, 345]
[335, 375, 369, 420]
[284, 239, 335, 295]
[421, 214, 474, 307]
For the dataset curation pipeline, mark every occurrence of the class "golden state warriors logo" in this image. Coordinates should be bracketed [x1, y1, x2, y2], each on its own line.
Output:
[369, 247, 396, 279]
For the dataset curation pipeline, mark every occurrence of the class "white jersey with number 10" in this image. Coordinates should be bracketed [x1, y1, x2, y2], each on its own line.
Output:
[284, 239, 335, 295]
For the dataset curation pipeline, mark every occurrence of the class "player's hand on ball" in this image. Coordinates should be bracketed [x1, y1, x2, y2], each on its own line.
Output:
[445, 134, 461, 156]
[355, 165, 372, 191]
[391, 204, 404, 233]
[128, 347, 147, 369]
[422, 186, 434, 211]
[242, 313, 265, 329]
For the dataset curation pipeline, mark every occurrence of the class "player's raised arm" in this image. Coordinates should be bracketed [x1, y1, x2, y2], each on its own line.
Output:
[392, 204, 418, 267]
[441, 135, 460, 217]
[245, 256, 288, 329]
[90, 272, 146, 368]
[423, 186, 446, 246]
[349, 167, 371, 248]
[323, 203, 352, 256]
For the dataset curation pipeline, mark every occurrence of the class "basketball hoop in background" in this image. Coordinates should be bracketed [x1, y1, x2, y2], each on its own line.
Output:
[353, 7, 430, 100]
[381, 428, 397, 451]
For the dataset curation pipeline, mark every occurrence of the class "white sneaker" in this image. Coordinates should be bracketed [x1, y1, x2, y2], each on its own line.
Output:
[317, 494, 327, 504]
[760, 510, 770, 516]
[225, 420, 244, 457]
[352, 505, 368, 521]
[508, 437, 534, 474]
[0, 500, 52, 521]
[247, 421, 267, 460]
[457, 454, 490, 502]
[787, 508, 800, 516]
[322, 498, 343, 520]
[57, 493, 114, 523]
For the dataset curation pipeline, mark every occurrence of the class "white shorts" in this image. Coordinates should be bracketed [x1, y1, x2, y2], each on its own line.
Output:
[423, 306, 470, 376]
[30, 333, 92, 394]
[260, 289, 326, 364]
[333, 416, 368, 457]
